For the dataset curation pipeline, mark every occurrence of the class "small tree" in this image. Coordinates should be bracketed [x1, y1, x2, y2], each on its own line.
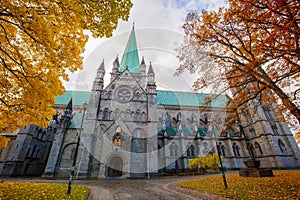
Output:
[189, 153, 221, 173]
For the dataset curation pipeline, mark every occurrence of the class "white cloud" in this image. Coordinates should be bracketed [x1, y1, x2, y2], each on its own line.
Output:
[65, 0, 226, 92]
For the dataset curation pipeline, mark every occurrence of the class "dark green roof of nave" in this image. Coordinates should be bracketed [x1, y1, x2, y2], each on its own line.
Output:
[55, 90, 227, 108]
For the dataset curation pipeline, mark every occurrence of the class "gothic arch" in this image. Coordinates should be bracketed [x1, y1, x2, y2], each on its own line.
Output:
[135, 109, 142, 122]
[114, 109, 120, 120]
[232, 142, 241, 157]
[186, 143, 195, 157]
[105, 154, 126, 177]
[218, 142, 226, 156]
[278, 139, 287, 153]
[106, 156, 123, 177]
[60, 143, 77, 169]
[255, 142, 263, 156]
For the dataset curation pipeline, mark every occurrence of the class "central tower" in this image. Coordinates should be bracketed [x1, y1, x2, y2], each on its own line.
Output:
[77, 25, 158, 179]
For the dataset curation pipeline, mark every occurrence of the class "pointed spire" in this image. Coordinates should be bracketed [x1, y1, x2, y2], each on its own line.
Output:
[119, 24, 140, 73]
[64, 98, 73, 117]
[98, 59, 105, 72]
[66, 98, 73, 111]
[141, 56, 145, 65]
[113, 55, 119, 66]
[147, 61, 155, 75]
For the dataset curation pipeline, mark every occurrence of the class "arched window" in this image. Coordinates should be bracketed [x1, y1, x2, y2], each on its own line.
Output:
[103, 108, 110, 120]
[186, 144, 195, 157]
[169, 145, 174, 157]
[255, 142, 263, 155]
[142, 112, 146, 122]
[278, 139, 287, 153]
[174, 144, 178, 157]
[125, 110, 130, 121]
[116, 126, 122, 133]
[232, 142, 241, 157]
[36, 150, 41, 158]
[113, 133, 122, 146]
[31, 145, 37, 157]
[70, 148, 76, 160]
[190, 145, 195, 157]
[114, 109, 120, 120]
[135, 110, 142, 122]
[158, 144, 162, 157]
[218, 142, 226, 156]
[247, 143, 256, 159]
[26, 148, 32, 157]
[186, 145, 191, 157]
[98, 110, 104, 120]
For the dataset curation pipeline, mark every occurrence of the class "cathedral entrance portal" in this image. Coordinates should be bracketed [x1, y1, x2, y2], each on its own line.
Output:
[106, 156, 123, 177]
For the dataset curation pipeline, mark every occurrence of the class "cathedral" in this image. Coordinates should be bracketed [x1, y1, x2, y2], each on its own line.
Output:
[1, 26, 299, 178]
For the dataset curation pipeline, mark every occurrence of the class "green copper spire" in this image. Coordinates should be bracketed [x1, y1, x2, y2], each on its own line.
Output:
[119, 25, 140, 73]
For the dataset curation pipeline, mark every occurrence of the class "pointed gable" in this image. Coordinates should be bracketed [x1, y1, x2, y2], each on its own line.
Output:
[66, 98, 73, 111]
[119, 25, 140, 73]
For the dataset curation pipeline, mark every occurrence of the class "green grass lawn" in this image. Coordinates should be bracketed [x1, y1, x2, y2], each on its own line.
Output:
[0, 182, 89, 199]
[178, 170, 300, 200]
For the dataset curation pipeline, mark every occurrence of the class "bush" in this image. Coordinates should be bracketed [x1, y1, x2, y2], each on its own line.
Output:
[189, 153, 221, 172]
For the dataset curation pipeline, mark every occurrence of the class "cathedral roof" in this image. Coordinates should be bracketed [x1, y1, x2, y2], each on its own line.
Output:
[156, 90, 227, 108]
[55, 91, 90, 106]
[55, 90, 227, 108]
[119, 25, 140, 73]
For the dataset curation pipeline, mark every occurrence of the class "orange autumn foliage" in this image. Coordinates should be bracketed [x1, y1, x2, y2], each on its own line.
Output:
[177, 0, 300, 129]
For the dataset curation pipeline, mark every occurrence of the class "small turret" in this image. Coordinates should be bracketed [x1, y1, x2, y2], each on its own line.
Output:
[110, 56, 120, 82]
[140, 57, 146, 88]
[147, 62, 156, 86]
[92, 59, 105, 91]
[147, 62, 156, 96]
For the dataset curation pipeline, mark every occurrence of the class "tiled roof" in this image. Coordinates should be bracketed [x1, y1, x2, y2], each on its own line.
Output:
[55, 91, 90, 106]
[156, 90, 227, 107]
[55, 90, 227, 108]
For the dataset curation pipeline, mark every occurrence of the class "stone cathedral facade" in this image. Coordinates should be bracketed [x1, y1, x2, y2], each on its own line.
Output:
[1, 26, 299, 178]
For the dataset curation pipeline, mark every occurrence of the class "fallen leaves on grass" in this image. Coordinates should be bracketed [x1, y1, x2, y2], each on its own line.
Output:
[0, 182, 89, 199]
[178, 170, 300, 200]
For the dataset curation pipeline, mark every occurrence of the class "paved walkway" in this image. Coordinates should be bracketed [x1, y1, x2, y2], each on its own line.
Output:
[2, 172, 237, 200]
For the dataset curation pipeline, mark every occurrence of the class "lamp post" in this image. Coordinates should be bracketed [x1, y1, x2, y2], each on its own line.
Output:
[67, 103, 88, 195]
[216, 141, 228, 189]
[209, 114, 228, 189]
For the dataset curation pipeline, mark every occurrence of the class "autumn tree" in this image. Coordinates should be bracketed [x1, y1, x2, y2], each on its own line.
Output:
[177, 0, 300, 130]
[189, 153, 220, 172]
[0, 0, 132, 132]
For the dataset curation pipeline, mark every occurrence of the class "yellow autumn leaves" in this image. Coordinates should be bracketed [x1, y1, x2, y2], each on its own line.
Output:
[179, 170, 300, 200]
[0, 182, 89, 199]
[0, 0, 132, 132]
[189, 153, 220, 172]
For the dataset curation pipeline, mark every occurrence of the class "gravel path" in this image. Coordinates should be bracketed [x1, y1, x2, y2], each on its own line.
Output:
[2, 172, 236, 200]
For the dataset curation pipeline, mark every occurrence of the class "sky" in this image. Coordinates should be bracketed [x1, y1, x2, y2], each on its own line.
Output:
[64, 0, 227, 92]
